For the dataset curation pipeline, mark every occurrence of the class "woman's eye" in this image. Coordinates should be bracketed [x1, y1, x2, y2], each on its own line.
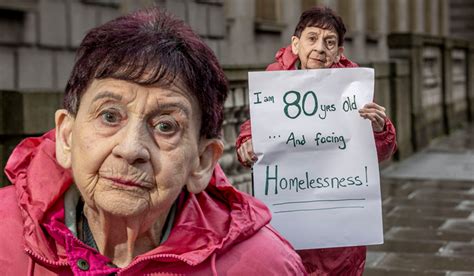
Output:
[100, 110, 121, 125]
[154, 121, 178, 134]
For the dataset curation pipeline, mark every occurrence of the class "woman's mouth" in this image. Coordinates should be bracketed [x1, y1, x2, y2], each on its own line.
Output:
[102, 176, 153, 189]
[310, 57, 325, 64]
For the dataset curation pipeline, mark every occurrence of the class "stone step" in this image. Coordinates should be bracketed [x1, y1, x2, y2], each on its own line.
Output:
[439, 242, 474, 257]
[364, 267, 446, 276]
[439, 219, 474, 233]
[365, 253, 474, 273]
[369, 239, 445, 254]
[384, 214, 447, 231]
[457, 200, 474, 210]
[384, 197, 462, 210]
[385, 227, 474, 243]
[384, 179, 474, 192]
[364, 267, 474, 276]
[387, 206, 472, 219]
[410, 189, 474, 201]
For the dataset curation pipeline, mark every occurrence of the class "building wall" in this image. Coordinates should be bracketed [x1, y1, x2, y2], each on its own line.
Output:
[0, 0, 121, 92]
[450, 0, 474, 41]
[0, 0, 457, 88]
[218, 0, 451, 66]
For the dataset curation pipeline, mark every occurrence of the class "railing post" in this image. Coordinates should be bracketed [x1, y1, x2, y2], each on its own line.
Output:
[443, 38, 470, 133]
[388, 33, 450, 151]
[468, 42, 474, 122]
[389, 60, 413, 160]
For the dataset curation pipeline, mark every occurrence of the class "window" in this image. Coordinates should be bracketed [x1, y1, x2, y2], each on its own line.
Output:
[302, 0, 318, 12]
[255, 0, 281, 23]
[255, 0, 285, 32]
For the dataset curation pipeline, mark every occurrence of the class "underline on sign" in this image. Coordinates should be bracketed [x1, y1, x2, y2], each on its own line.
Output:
[274, 206, 365, 214]
[272, 198, 366, 206]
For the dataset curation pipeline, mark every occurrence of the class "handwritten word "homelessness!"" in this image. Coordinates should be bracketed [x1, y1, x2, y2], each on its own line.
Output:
[264, 165, 368, 196]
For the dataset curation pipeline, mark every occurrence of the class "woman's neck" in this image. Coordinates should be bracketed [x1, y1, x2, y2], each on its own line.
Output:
[83, 205, 168, 268]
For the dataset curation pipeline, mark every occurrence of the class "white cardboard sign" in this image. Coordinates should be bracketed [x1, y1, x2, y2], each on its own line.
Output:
[249, 68, 383, 250]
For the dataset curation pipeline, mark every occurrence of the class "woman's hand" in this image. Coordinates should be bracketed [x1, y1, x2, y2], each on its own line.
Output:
[358, 103, 386, 132]
[237, 139, 257, 167]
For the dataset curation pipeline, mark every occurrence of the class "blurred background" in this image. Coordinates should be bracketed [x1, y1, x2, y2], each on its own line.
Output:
[0, 0, 473, 274]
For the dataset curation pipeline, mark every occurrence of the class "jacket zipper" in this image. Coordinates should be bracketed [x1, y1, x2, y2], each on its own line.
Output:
[27, 239, 198, 273]
[25, 233, 104, 269]
[118, 254, 195, 275]
[25, 248, 69, 267]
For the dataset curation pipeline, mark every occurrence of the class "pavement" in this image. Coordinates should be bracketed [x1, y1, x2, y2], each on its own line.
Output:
[365, 123, 474, 276]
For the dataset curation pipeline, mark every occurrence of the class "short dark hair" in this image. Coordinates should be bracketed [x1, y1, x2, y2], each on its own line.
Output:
[64, 7, 228, 138]
[293, 6, 346, 46]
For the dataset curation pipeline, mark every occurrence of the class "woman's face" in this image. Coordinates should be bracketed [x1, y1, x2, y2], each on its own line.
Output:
[56, 78, 214, 218]
[291, 26, 344, 69]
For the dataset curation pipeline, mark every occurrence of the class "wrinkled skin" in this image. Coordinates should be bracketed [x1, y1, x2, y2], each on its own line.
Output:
[238, 26, 387, 167]
[55, 78, 223, 267]
[291, 26, 343, 69]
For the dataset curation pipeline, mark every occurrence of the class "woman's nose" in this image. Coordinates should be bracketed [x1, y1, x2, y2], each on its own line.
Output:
[112, 122, 151, 164]
[313, 38, 325, 53]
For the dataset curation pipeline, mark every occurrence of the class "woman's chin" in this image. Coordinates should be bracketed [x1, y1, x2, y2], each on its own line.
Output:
[93, 191, 150, 217]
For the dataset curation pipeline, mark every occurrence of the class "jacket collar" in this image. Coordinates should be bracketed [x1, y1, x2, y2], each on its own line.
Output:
[274, 45, 358, 70]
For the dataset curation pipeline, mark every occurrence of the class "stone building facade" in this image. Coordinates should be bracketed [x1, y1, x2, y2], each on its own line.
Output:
[0, 0, 471, 91]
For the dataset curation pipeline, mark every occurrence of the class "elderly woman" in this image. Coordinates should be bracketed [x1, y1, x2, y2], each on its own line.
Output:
[0, 8, 306, 275]
[235, 6, 397, 276]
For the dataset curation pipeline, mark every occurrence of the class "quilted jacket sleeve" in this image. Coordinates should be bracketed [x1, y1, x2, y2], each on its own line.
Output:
[235, 119, 252, 166]
[374, 117, 397, 162]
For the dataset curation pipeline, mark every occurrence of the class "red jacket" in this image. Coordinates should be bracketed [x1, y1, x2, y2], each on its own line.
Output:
[235, 45, 398, 275]
[0, 130, 307, 275]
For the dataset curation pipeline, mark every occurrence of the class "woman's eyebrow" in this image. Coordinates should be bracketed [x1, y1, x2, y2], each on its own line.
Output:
[152, 102, 191, 118]
[92, 91, 123, 103]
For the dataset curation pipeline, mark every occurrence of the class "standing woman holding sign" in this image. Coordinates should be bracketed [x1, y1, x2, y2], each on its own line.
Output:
[235, 6, 397, 276]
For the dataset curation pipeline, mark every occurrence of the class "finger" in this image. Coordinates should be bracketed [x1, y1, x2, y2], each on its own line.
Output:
[240, 140, 257, 166]
[359, 109, 386, 120]
[245, 140, 257, 161]
[363, 102, 385, 112]
[361, 113, 385, 131]
[240, 144, 252, 164]
[237, 147, 247, 164]
[238, 146, 252, 166]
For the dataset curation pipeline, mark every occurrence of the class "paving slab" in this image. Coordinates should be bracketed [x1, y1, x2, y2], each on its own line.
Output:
[456, 200, 474, 210]
[384, 197, 461, 209]
[385, 227, 474, 243]
[369, 239, 446, 254]
[439, 242, 474, 257]
[409, 189, 474, 201]
[439, 219, 474, 233]
[446, 272, 474, 276]
[388, 206, 472, 219]
[382, 151, 474, 181]
[376, 253, 474, 272]
[365, 251, 386, 267]
[384, 214, 446, 230]
[364, 267, 448, 276]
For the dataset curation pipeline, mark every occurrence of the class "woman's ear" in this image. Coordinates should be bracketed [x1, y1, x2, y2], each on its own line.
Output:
[55, 109, 74, 169]
[335, 46, 344, 63]
[186, 138, 224, 194]
[291, 36, 300, 55]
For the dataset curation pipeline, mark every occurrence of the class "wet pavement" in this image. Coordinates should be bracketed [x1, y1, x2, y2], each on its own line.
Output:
[365, 124, 474, 276]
